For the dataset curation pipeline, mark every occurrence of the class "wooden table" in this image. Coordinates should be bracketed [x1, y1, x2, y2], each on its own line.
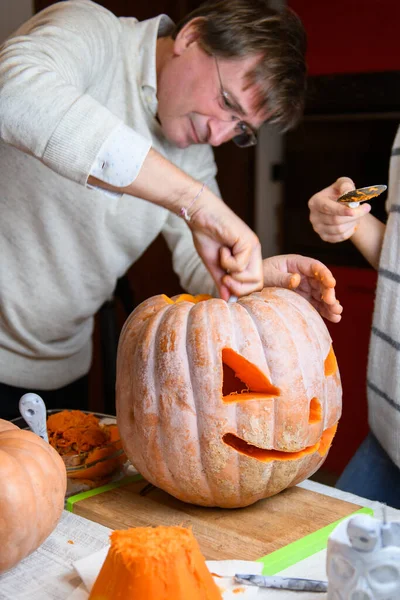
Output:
[70, 478, 364, 561]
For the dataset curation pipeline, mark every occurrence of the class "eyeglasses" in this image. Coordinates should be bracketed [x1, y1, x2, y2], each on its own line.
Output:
[214, 56, 257, 148]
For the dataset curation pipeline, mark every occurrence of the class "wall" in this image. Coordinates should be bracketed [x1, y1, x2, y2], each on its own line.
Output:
[255, 126, 283, 258]
[254, 0, 286, 257]
[289, 0, 400, 75]
[0, 0, 33, 42]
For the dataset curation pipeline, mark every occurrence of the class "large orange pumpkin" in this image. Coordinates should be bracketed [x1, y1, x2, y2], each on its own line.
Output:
[116, 288, 342, 508]
[0, 419, 67, 573]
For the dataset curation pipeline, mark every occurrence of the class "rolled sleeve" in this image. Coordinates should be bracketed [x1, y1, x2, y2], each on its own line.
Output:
[89, 122, 151, 188]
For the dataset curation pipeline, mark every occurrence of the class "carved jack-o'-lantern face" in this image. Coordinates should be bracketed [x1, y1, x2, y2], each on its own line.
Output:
[116, 288, 342, 508]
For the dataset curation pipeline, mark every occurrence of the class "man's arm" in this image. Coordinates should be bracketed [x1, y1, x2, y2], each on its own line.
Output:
[0, 0, 127, 184]
[89, 147, 263, 300]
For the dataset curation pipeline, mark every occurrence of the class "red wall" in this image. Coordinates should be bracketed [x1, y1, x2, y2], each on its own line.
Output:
[289, 0, 400, 75]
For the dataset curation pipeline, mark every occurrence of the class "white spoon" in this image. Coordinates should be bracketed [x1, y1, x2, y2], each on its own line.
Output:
[337, 184, 387, 208]
[19, 393, 49, 443]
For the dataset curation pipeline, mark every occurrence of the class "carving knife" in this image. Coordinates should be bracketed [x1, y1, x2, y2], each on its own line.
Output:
[234, 573, 328, 592]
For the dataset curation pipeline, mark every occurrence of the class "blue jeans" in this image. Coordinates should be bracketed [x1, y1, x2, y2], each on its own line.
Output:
[336, 432, 400, 509]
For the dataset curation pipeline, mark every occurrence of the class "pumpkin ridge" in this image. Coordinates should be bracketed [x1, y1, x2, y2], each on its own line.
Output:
[279, 291, 332, 428]
[239, 297, 308, 449]
[226, 303, 242, 505]
[158, 300, 209, 498]
[265, 299, 311, 394]
[129, 306, 166, 484]
[186, 302, 214, 500]
[152, 305, 179, 489]
[190, 300, 237, 503]
[265, 293, 330, 441]
[1, 445, 54, 560]
[227, 300, 275, 501]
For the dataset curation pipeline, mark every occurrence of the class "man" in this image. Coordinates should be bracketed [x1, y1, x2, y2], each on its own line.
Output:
[0, 0, 341, 418]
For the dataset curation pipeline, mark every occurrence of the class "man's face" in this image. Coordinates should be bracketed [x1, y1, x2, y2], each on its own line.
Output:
[156, 23, 268, 149]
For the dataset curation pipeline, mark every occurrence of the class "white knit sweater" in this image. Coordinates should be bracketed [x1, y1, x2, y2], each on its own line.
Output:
[368, 125, 400, 469]
[0, 0, 217, 390]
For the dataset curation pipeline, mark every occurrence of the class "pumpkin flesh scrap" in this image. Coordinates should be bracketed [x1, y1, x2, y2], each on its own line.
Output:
[89, 526, 222, 600]
[223, 424, 337, 462]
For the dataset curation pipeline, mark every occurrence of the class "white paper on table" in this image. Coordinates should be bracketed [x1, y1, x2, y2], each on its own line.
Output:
[0, 511, 111, 600]
[69, 544, 332, 600]
[69, 550, 263, 599]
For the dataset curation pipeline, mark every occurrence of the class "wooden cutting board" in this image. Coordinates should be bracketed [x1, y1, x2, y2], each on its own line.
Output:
[71, 480, 363, 560]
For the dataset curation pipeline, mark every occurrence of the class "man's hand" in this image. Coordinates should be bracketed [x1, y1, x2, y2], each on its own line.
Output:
[190, 193, 264, 301]
[261, 254, 343, 323]
[309, 177, 371, 243]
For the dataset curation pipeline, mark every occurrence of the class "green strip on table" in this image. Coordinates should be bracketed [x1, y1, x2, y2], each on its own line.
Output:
[257, 506, 374, 575]
[65, 474, 143, 512]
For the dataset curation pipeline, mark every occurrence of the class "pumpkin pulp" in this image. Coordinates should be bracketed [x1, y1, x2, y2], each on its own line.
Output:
[89, 526, 222, 600]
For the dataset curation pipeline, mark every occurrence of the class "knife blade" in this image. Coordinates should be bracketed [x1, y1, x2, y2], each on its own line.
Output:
[234, 573, 328, 592]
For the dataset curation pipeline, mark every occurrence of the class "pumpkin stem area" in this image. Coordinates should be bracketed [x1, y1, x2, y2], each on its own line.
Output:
[164, 293, 212, 304]
[221, 348, 280, 402]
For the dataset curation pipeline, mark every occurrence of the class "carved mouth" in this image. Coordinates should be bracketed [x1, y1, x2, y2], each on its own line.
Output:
[223, 425, 337, 462]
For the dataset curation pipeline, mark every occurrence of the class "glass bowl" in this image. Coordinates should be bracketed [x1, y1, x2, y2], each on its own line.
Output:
[12, 409, 128, 496]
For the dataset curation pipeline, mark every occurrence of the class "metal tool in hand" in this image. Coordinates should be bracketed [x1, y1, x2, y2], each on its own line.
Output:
[19, 393, 49, 442]
[337, 184, 387, 208]
[235, 573, 328, 592]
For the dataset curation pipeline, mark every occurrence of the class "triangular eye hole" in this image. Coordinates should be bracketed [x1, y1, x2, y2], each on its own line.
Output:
[222, 363, 248, 396]
[221, 348, 280, 403]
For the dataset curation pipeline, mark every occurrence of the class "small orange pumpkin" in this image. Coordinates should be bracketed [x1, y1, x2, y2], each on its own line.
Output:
[89, 526, 222, 599]
[0, 419, 67, 573]
[117, 288, 342, 508]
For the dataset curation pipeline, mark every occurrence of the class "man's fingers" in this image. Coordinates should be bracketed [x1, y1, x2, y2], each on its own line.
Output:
[220, 238, 262, 274]
[220, 245, 249, 273]
[288, 273, 301, 289]
[298, 293, 342, 323]
[321, 286, 337, 305]
[222, 275, 263, 297]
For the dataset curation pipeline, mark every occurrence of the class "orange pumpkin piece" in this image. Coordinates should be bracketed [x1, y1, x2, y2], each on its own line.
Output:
[0, 419, 67, 573]
[116, 288, 342, 508]
[89, 526, 222, 600]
